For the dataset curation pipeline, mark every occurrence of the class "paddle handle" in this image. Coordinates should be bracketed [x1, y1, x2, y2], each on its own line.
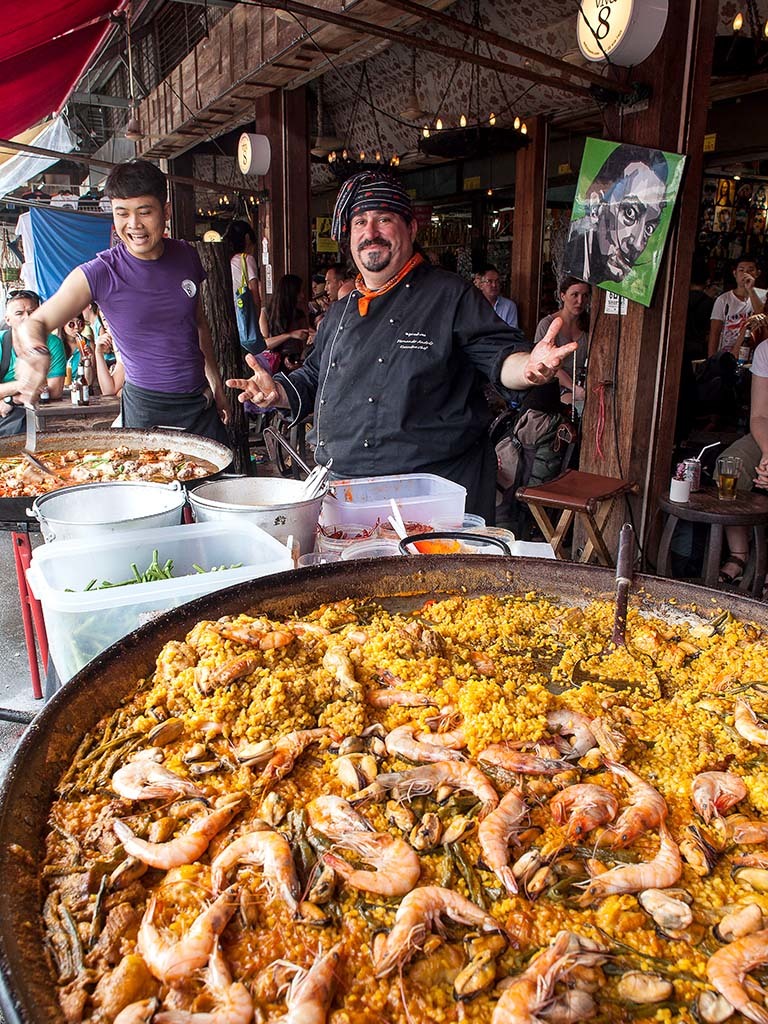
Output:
[611, 523, 635, 647]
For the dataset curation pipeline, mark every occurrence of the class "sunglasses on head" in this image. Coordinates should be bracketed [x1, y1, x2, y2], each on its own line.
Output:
[8, 289, 41, 303]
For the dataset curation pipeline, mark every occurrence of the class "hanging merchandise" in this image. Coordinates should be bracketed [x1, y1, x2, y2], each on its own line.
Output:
[0, 229, 21, 283]
[29, 205, 112, 299]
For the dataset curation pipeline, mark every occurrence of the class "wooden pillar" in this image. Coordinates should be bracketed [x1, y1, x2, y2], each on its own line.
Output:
[169, 151, 196, 241]
[254, 87, 310, 295]
[577, 0, 717, 563]
[196, 240, 252, 474]
[510, 115, 547, 338]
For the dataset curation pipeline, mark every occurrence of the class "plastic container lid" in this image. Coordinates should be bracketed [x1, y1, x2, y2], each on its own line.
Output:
[315, 523, 376, 553]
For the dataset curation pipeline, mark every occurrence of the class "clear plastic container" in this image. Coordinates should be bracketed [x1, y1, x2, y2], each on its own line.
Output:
[26, 521, 293, 683]
[297, 552, 341, 567]
[322, 473, 465, 529]
[434, 513, 487, 531]
[340, 538, 403, 560]
[377, 520, 434, 541]
[315, 523, 376, 554]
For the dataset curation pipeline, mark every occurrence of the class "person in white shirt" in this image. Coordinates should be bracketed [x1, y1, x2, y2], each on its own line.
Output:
[474, 264, 518, 328]
[708, 258, 766, 357]
[717, 319, 768, 584]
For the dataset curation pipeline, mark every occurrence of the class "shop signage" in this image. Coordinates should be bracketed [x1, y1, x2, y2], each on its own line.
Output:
[412, 205, 433, 229]
[314, 217, 339, 254]
[703, 133, 717, 153]
[237, 133, 271, 176]
[576, 0, 668, 66]
[463, 176, 481, 190]
[604, 291, 628, 314]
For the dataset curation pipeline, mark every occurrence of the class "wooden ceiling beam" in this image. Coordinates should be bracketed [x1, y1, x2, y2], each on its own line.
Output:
[373, 0, 629, 94]
[244, 0, 597, 99]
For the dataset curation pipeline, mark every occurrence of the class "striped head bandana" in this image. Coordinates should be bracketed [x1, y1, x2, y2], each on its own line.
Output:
[331, 171, 413, 241]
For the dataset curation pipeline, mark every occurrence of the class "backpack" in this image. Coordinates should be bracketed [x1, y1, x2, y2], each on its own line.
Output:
[491, 407, 576, 500]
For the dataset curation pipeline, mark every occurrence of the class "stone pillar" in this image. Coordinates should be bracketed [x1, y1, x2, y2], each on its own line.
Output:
[511, 115, 548, 338]
[576, 0, 718, 562]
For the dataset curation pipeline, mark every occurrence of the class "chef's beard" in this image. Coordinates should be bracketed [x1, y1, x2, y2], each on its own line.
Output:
[357, 238, 392, 273]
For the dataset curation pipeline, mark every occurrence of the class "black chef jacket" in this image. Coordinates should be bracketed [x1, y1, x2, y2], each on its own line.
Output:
[276, 261, 528, 520]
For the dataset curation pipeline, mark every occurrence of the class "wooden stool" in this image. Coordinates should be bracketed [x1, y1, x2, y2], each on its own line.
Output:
[516, 470, 638, 566]
[656, 487, 768, 598]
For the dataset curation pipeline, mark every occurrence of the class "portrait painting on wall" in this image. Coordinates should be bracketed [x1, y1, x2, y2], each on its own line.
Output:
[563, 138, 686, 307]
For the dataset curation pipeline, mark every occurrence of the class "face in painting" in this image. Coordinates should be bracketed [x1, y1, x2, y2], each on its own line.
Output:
[592, 161, 667, 282]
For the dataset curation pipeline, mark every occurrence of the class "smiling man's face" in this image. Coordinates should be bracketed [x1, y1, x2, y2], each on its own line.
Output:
[349, 209, 417, 285]
[111, 194, 170, 260]
[593, 162, 667, 282]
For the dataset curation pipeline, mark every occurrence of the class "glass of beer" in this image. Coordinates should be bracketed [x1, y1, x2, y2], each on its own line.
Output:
[716, 455, 742, 501]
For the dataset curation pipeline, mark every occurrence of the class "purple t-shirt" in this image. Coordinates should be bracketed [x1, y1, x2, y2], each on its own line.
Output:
[80, 238, 207, 392]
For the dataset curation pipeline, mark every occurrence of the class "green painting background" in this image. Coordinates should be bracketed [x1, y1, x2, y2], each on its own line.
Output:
[567, 138, 686, 307]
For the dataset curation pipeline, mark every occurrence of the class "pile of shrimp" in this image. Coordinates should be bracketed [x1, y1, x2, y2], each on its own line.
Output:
[38, 594, 768, 1023]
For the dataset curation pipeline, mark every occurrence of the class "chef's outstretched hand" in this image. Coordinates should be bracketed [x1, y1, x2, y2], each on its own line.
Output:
[523, 316, 578, 386]
[226, 354, 289, 408]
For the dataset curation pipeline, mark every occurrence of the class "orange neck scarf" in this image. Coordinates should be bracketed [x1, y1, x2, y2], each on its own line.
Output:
[355, 253, 424, 317]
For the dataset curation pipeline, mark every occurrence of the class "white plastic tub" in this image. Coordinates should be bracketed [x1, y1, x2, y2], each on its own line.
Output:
[321, 473, 465, 529]
[27, 521, 293, 683]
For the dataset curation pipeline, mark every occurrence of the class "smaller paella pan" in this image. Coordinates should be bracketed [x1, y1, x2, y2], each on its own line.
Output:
[0, 429, 232, 501]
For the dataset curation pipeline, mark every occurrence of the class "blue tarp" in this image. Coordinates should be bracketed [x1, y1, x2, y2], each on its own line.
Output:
[30, 205, 112, 299]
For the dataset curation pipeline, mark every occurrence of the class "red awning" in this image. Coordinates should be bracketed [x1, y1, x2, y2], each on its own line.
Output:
[0, 1, 125, 139]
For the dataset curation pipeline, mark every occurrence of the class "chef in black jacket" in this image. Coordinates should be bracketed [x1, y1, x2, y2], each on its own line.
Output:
[227, 172, 575, 521]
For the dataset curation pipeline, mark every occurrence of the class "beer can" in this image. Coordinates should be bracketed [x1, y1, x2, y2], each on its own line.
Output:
[682, 458, 701, 492]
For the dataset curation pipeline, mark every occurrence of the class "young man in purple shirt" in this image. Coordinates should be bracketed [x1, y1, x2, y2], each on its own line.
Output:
[15, 160, 229, 443]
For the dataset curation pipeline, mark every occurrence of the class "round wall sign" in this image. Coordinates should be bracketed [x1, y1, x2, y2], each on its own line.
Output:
[237, 133, 271, 176]
[577, 0, 668, 66]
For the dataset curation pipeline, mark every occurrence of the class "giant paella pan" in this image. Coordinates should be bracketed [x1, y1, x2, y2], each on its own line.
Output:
[2, 557, 768, 1024]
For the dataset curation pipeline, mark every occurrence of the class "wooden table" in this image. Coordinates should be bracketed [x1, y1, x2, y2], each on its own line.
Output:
[30, 393, 120, 431]
[657, 487, 768, 598]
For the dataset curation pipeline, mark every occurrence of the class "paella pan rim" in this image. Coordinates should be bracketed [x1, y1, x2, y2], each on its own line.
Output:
[0, 555, 758, 1024]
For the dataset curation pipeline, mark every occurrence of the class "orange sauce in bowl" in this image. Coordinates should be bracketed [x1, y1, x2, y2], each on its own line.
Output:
[413, 538, 462, 554]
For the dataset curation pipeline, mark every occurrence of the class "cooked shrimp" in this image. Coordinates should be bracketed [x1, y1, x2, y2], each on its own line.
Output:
[306, 794, 373, 840]
[352, 761, 499, 819]
[322, 647, 362, 700]
[599, 760, 668, 848]
[210, 828, 300, 911]
[366, 688, 438, 708]
[200, 655, 261, 692]
[418, 725, 466, 750]
[113, 999, 159, 1024]
[692, 771, 747, 822]
[259, 728, 338, 793]
[209, 618, 295, 650]
[546, 709, 597, 758]
[113, 794, 244, 869]
[323, 831, 421, 896]
[477, 789, 529, 894]
[550, 784, 618, 839]
[580, 824, 682, 902]
[707, 928, 768, 1024]
[111, 762, 204, 802]
[385, 723, 464, 764]
[291, 622, 330, 637]
[137, 888, 238, 987]
[492, 931, 606, 1024]
[478, 744, 571, 777]
[280, 943, 341, 1024]
[154, 942, 253, 1023]
[734, 699, 768, 746]
[374, 885, 503, 977]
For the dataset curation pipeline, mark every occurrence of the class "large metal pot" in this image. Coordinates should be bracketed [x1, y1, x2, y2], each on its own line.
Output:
[188, 476, 326, 555]
[0, 557, 763, 1023]
[30, 480, 186, 542]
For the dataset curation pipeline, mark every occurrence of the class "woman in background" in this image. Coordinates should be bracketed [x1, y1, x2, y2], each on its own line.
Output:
[259, 273, 312, 373]
[59, 314, 94, 387]
[533, 277, 590, 410]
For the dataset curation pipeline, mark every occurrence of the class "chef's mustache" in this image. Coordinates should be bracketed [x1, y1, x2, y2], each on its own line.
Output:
[358, 236, 391, 252]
